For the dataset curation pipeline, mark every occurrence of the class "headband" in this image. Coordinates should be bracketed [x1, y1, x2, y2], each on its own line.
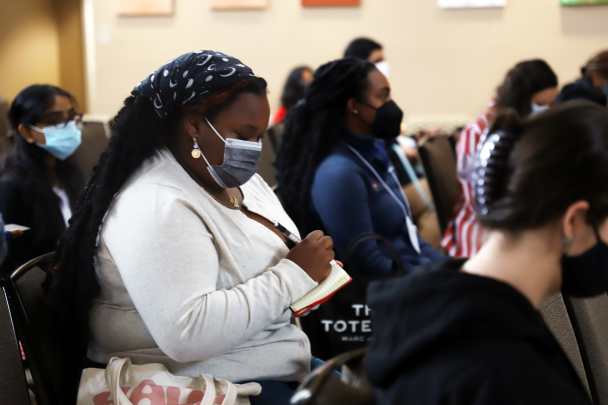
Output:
[134, 50, 255, 119]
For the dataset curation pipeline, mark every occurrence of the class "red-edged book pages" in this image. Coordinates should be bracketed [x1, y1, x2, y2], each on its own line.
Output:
[291, 261, 352, 317]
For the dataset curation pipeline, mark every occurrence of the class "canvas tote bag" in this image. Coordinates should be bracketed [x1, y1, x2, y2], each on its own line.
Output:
[299, 233, 406, 360]
[77, 357, 261, 405]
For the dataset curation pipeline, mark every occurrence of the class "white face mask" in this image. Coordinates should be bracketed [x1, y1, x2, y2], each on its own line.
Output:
[375, 61, 390, 79]
[531, 103, 549, 116]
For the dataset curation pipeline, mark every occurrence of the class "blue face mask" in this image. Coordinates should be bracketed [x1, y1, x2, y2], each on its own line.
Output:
[531, 103, 550, 116]
[27, 121, 82, 160]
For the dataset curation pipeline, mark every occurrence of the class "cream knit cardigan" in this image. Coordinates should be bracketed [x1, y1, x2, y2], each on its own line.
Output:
[89, 148, 318, 383]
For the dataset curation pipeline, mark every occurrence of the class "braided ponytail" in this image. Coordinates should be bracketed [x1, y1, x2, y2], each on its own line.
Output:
[276, 58, 375, 231]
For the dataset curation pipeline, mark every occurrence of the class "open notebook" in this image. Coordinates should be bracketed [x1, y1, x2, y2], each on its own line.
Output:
[290, 261, 352, 317]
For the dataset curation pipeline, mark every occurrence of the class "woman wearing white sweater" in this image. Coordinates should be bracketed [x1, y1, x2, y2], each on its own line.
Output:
[48, 51, 335, 405]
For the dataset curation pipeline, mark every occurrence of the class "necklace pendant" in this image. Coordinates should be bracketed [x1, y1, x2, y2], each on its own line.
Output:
[230, 195, 239, 208]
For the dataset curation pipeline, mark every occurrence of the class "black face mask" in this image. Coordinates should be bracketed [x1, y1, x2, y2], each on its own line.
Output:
[357, 100, 404, 140]
[561, 231, 608, 297]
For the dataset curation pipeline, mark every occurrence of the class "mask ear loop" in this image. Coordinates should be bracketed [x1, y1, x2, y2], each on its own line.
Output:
[26, 124, 45, 134]
[204, 116, 228, 145]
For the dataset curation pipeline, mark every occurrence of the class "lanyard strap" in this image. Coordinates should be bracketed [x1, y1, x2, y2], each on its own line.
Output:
[342, 141, 421, 254]
[391, 143, 436, 211]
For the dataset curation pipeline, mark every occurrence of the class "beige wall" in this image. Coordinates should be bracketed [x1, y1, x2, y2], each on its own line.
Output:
[56, 0, 87, 111]
[0, 0, 61, 102]
[89, 0, 608, 118]
[0, 0, 86, 109]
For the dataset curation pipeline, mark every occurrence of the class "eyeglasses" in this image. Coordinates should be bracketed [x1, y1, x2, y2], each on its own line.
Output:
[36, 113, 84, 129]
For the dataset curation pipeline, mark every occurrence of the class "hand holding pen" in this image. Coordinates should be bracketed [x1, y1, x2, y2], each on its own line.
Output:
[275, 223, 335, 283]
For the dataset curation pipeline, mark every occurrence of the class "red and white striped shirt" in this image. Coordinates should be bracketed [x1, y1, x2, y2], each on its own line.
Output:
[442, 103, 495, 258]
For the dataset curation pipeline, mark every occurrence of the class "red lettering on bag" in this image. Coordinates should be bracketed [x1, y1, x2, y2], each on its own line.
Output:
[213, 393, 226, 405]
[93, 392, 113, 405]
[166, 387, 205, 405]
[129, 380, 166, 405]
[93, 388, 130, 405]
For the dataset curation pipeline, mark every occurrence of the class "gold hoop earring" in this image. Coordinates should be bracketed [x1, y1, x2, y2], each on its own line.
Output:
[191, 137, 202, 159]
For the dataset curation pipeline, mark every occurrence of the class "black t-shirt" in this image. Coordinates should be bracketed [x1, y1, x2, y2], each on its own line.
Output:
[365, 258, 592, 405]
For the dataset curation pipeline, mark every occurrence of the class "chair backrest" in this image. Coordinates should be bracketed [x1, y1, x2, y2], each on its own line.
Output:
[0, 278, 31, 405]
[0, 95, 13, 158]
[9, 253, 82, 405]
[418, 136, 461, 234]
[72, 119, 110, 180]
[539, 292, 590, 397]
[257, 127, 279, 187]
[563, 293, 608, 405]
[266, 122, 284, 155]
[291, 348, 374, 405]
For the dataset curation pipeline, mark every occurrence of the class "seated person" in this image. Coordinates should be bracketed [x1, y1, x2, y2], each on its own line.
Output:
[366, 102, 606, 404]
[276, 58, 444, 276]
[443, 59, 558, 257]
[0, 85, 84, 276]
[0, 214, 24, 267]
[580, 49, 608, 97]
[270, 66, 313, 126]
[344, 37, 389, 78]
[556, 51, 608, 107]
[47, 51, 336, 405]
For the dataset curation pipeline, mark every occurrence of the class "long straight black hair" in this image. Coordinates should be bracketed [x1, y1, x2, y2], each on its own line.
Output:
[2, 84, 84, 247]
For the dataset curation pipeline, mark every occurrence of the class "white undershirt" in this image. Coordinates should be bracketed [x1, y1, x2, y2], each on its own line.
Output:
[52, 187, 72, 228]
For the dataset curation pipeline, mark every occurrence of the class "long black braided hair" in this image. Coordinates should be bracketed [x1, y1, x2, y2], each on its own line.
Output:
[46, 76, 267, 344]
[275, 57, 375, 231]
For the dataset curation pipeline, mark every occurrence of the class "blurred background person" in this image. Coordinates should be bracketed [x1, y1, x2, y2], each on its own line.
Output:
[556, 50, 608, 107]
[582, 50, 608, 96]
[344, 37, 389, 79]
[367, 102, 605, 405]
[443, 59, 558, 258]
[270, 66, 313, 126]
[276, 58, 444, 277]
[0, 84, 84, 276]
[259, 66, 313, 187]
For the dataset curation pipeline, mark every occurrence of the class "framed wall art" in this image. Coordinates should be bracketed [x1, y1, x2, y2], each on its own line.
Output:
[438, 0, 506, 8]
[301, 0, 360, 6]
[209, 0, 267, 9]
[116, 0, 174, 16]
[560, 0, 608, 4]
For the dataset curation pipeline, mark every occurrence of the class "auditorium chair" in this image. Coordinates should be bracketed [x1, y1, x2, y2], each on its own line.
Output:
[0, 278, 31, 405]
[6, 252, 82, 405]
[291, 348, 373, 405]
[563, 293, 608, 405]
[539, 293, 590, 397]
[418, 136, 461, 234]
[72, 117, 110, 180]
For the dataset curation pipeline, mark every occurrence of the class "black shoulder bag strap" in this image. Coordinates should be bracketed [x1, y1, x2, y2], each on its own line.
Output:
[344, 233, 407, 276]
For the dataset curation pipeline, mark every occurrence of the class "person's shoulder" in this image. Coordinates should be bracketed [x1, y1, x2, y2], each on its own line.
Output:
[315, 147, 364, 178]
[0, 173, 25, 195]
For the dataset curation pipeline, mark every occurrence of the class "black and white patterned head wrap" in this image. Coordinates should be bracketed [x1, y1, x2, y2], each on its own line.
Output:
[134, 50, 255, 119]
